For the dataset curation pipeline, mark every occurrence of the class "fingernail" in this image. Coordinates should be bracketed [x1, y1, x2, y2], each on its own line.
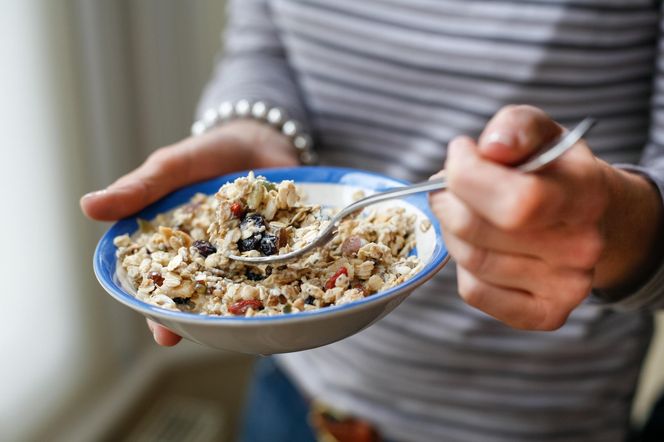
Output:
[484, 132, 516, 150]
[81, 189, 107, 200]
[429, 170, 445, 180]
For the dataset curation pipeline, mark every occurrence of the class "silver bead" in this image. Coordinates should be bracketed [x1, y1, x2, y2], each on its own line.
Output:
[251, 101, 268, 120]
[191, 120, 206, 136]
[218, 101, 235, 121]
[202, 108, 219, 127]
[266, 107, 286, 127]
[281, 120, 300, 138]
[299, 150, 318, 165]
[293, 133, 312, 151]
[235, 99, 252, 118]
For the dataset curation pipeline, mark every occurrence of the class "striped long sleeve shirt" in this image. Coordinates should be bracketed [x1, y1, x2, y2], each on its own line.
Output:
[198, 1, 664, 441]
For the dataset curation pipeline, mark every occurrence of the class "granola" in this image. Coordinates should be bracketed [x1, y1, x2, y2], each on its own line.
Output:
[114, 172, 422, 316]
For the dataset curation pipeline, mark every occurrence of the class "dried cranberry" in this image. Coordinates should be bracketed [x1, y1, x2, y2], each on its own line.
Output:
[148, 271, 164, 286]
[238, 233, 262, 252]
[259, 234, 278, 256]
[245, 270, 265, 281]
[325, 267, 348, 290]
[193, 240, 217, 257]
[228, 299, 263, 315]
[230, 202, 245, 218]
[240, 213, 265, 230]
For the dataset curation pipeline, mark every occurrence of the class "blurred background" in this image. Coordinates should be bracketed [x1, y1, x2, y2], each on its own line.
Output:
[1, 1, 664, 441]
[1, 1, 253, 441]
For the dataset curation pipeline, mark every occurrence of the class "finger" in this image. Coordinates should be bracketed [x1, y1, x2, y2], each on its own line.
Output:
[81, 135, 227, 221]
[147, 319, 182, 346]
[433, 190, 537, 256]
[432, 191, 604, 269]
[153, 326, 183, 346]
[478, 105, 562, 165]
[445, 232, 547, 293]
[456, 266, 570, 330]
[445, 136, 566, 230]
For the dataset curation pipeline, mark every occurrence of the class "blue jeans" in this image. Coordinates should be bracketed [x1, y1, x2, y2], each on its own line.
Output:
[238, 357, 317, 442]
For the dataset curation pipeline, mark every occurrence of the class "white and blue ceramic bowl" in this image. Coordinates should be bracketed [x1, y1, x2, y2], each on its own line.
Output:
[94, 167, 449, 354]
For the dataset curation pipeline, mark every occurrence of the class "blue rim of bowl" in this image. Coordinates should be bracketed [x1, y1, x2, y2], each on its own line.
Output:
[94, 166, 448, 324]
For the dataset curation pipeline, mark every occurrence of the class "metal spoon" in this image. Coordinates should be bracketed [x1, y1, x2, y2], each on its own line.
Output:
[230, 117, 596, 265]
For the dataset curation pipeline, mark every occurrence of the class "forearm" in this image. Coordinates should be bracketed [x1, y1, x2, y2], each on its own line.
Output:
[594, 162, 664, 295]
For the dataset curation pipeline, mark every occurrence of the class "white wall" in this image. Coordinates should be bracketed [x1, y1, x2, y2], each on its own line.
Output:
[0, 1, 225, 440]
[0, 2, 104, 439]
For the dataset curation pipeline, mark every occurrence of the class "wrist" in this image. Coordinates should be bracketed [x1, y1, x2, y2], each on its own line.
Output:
[204, 120, 298, 169]
[594, 161, 664, 293]
[192, 100, 316, 164]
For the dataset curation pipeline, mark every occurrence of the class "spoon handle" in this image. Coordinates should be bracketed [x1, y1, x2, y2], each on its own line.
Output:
[340, 117, 596, 217]
[517, 117, 596, 173]
[339, 176, 447, 217]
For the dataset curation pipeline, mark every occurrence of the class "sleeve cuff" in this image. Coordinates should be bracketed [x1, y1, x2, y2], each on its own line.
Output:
[590, 163, 664, 310]
[592, 258, 664, 310]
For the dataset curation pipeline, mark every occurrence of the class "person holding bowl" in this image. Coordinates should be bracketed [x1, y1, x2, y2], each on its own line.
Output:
[82, 1, 664, 441]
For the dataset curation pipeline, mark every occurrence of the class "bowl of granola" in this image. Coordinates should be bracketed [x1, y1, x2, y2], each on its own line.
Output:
[94, 167, 449, 354]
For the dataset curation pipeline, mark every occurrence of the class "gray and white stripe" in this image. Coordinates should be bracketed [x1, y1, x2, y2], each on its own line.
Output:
[198, 1, 664, 440]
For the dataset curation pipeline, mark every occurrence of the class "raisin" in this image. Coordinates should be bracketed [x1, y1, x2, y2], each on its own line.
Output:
[277, 228, 289, 248]
[230, 202, 245, 218]
[238, 233, 262, 252]
[193, 240, 217, 257]
[305, 295, 316, 305]
[240, 213, 265, 230]
[172, 297, 190, 305]
[259, 234, 278, 256]
[265, 266, 273, 276]
[245, 270, 265, 281]
[148, 271, 164, 286]
[228, 299, 263, 315]
[325, 267, 348, 290]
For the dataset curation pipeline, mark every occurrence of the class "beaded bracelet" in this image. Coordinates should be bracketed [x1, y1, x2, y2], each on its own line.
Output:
[191, 99, 317, 165]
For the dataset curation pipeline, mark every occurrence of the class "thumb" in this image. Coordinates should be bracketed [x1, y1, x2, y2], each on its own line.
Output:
[80, 131, 250, 221]
[80, 143, 194, 221]
[478, 105, 562, 166]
